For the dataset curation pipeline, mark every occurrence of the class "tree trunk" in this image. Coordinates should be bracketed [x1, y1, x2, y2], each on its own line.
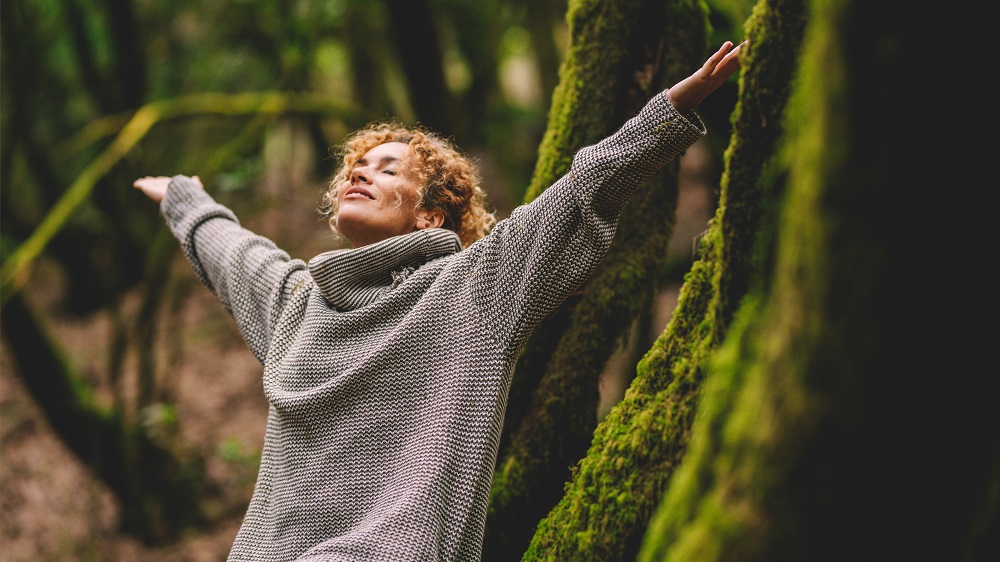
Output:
[383, 0, 459, 137]
[638, 1, 996, 560]
[519, 1, 806, 560]
[484, 1, 710, 559]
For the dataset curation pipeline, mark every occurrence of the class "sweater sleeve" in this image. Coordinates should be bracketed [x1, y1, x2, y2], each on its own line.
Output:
[161, 175, 308, 362]
[468, 93, 706, 354]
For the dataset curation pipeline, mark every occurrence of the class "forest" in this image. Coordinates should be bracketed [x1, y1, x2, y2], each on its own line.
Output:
[0, 0, 995, 560]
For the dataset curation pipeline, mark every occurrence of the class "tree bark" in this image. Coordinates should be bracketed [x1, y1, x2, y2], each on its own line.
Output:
[638, 1, 996, 560]
[484, 1, 710, 559]
[519, 1, 806, 560]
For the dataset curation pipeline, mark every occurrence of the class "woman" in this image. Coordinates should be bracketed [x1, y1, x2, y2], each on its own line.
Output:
[135, 41, 743, 562]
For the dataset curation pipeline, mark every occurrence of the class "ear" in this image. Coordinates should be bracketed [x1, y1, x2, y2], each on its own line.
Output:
[415, 208, 445, 230]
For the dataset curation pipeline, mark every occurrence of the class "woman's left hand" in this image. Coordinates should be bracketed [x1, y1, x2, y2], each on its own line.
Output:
[667, 40, 745, 112]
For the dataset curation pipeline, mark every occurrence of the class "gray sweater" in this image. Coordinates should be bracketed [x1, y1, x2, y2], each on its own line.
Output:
[162, 92, 705, 561]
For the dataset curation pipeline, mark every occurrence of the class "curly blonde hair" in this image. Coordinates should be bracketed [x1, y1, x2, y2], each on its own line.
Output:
[321, 122, 496, 248]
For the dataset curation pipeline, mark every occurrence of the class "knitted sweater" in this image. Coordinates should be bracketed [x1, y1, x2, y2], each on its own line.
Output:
[161, 92, 705, 562]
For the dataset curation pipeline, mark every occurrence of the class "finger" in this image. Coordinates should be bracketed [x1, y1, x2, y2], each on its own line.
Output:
[711, 42, 745, 78]
[726, 41, 746, 63]
[704, 41, 734, 68]
[720, 42, 742, 60]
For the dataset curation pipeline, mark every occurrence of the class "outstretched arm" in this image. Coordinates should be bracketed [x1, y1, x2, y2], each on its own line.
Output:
[468, 41, 744, 351]
[133, 174, 307, 363]
[667, 40, 745, 112]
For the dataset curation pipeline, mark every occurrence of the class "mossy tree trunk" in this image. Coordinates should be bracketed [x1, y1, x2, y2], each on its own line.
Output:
[484, 0, 712, 559]
[638, 1, 997, 560]
[519, 1, 806, 561]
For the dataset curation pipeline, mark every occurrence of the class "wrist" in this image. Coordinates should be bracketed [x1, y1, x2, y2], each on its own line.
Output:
[665, 87, 692, 112]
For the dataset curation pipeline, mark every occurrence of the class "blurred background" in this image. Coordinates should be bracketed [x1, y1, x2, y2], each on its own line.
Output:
[0, 0, 749, 559]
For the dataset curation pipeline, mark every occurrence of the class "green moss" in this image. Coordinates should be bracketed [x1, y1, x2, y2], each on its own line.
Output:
[488, 2, 718, 559]
[520, 0, 812, 559]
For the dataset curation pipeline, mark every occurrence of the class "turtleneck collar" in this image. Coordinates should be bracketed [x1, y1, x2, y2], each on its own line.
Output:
[307, 228, 462, 311]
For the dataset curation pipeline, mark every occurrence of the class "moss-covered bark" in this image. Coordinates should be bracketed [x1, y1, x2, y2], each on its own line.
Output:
[483, 1, 711, 559]
[710, 0, 806, 339]
[519, 1, 806, 560]
[638, 1, 996, 560]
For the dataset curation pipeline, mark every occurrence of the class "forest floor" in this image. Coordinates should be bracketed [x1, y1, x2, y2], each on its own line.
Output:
[0, 141, 715, 561]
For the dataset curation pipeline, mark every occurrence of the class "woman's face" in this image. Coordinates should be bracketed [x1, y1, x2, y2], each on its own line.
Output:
[334, 142, 426, 247]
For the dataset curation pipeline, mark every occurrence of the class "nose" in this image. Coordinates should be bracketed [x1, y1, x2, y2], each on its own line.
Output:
[351, 167, 371, 185]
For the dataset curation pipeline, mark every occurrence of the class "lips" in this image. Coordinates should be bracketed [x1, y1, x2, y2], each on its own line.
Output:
[344, 186, 375, 200]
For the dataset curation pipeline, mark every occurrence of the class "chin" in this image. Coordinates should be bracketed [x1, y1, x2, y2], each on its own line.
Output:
[333, 217, 359, 241]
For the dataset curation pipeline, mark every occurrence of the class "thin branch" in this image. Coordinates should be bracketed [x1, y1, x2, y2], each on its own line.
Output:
[1, 91, 359, 304]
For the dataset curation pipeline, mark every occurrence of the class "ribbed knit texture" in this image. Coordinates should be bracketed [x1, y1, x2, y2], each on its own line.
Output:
[162, 92, 705, 562]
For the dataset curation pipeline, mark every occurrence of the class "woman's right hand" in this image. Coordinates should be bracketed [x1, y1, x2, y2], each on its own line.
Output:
[133, 175, 201, 203]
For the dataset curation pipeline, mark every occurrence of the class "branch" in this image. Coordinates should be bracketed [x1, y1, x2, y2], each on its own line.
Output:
[0, 91, 359, 305]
